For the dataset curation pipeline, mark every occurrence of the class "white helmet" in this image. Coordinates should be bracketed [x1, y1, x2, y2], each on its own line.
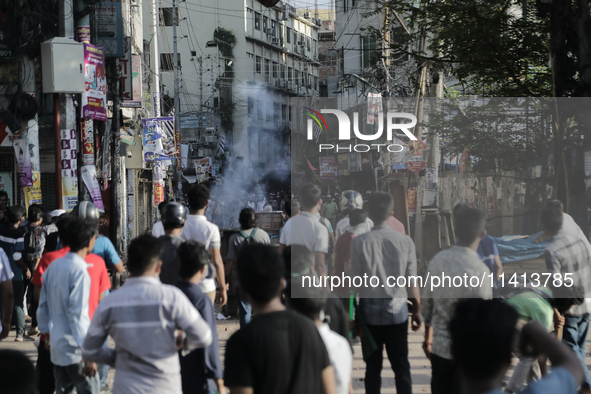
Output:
[339, 190, 363, 212]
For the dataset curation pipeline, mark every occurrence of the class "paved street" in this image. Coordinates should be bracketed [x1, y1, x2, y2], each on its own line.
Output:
[3, 315, 590, 393]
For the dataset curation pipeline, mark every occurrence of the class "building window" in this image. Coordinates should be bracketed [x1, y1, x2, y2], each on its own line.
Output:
[248, 97, 254, 117]
[266, 103, 271, 120]
[160, 53, 180, 71]
[362, 35, 377, 68]
[281, 64, 286, 79]
[295, 70, 299, 85]
[257, 100, 263, 119]
[271, 20, 276, 36]
[274, 103, 280, 121]
[307, 37, 311, 51]
[286, 27, 291, 43]
[314, 76, 318, 90]
[301, 71, 305, 86]
[256, 56, 261, 73]
[288, 67, 293, 82]
[344, 0, 348, 13]
[160, 8, 179, 26]
[255, 12, 261, 30]
[272, 62, 278, 78]
[265, 59, 270, 77]
[263, 16, 268, 31]
[293, 30, 297, 45]
[281, 104, 287, 120]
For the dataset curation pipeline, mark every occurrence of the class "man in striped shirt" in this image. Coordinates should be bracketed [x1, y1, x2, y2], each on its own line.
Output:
[82, 234, 212, 394]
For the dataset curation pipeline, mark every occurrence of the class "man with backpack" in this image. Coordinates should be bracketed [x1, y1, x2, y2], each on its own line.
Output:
[226, 208, 270, 327]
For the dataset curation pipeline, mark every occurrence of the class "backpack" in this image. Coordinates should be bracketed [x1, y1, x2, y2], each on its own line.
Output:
[238, 228, 259, 249]
[23, 225, 40, 265]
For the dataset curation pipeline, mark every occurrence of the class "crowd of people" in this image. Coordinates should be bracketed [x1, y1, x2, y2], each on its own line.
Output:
[0, 184, 590, 394]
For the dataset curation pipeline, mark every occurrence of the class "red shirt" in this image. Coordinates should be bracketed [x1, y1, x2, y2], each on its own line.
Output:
[387, 216, 406, 235]
[33, 247, 111, 319]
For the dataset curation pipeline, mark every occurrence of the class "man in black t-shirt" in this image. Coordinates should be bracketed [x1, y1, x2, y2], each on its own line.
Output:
[224, 244, 336, 394]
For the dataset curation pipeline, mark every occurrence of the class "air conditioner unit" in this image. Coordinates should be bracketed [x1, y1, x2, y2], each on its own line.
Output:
[304, 11, 311, 19]
[271, 37, 279, 45]
[275, 80, 281, 87]
[315, 18, 321, 26]
[281, 80, 286, 88]
[265, 28, 274, 35]
[283, 11, 289, 20]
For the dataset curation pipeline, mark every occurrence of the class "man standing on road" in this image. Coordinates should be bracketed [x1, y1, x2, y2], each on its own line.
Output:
[422, 205, 493, 394]
[159, 202, 188, 285]
[351, 192, 421, 394]
[541, 204, 591, 392]
[224, 244, 336, 394]
[37, 218, 100, 393]
[182, 184, 227, 306]
[334, 190, 373, 239]
[279, 184, 329, 276]
[226, 208, 271, 328]
[82, 235, 212, 394]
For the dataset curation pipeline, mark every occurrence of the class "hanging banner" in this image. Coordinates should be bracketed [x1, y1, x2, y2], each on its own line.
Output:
[26, 116, 41, 175]
[175, 129, 182, 170]
[154, 179, 164, 207]
[142, 117, 175, 161]
[102, 132, 110, 190]
[121, 55, 142, 108]
[62, 177, 78, 212]
[367, 92, 382, 124]
[118, 37, 132, 101]
[24, 172, 42, 209]
[349, 152, 359, 173]
[320, 156, 338, 180]
[407, 187, 417, 213]
[337, 154, 349, 176]
[194, 157, 212, 183]
[390, 137, 407, 164]
[76, 25, 91, 44]
[82, 119, 94, 165]
[407, 140, 427, 173]
[96, 2, 124, 57]
[127, 169, 135, 241]
[13, 139, 32, 187]
[426, 167, 437, 190]
[61, 129, 77, 179]
[82, 44, 107, 121]
[81, 165, 105, 211]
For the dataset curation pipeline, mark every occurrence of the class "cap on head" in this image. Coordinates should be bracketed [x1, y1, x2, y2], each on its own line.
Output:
[161, 202, 188, 226]
[72, 201, 100, 221]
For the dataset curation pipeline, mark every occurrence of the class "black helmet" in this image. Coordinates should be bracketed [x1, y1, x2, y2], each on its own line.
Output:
[161, 202, 187, 226]
[72, 201, 100, 220]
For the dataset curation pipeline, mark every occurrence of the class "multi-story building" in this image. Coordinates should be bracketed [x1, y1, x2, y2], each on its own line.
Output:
[147, 0, 321, 177]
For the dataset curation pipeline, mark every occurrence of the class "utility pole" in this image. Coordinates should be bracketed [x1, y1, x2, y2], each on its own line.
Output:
[173, 0, 180, 197]
[382, 4, 391, 177]
[199, 56, 204, 132]
[151, 0, 163, 217]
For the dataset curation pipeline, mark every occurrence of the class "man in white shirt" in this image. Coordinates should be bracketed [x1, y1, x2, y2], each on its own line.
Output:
[151, 201, 168, 238]
[82, 235, 212, 394]
[0, 248, 13, 339]
[182, 184, 227, 306]
[287, 287, 352, 394]
[279, 184, 329, 276]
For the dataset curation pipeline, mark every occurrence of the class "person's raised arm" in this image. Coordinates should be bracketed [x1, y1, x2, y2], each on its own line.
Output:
[520, 321, 583, 384]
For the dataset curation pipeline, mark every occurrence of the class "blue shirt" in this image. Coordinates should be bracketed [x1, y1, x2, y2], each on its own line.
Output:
[477, 234, 499, 273]
[91, 236, 121, 268]
[37, 252, 91, 366]
[176, 280, 222, 394]
[0, 226, 25, 281]
[485, 367, 576, 394]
